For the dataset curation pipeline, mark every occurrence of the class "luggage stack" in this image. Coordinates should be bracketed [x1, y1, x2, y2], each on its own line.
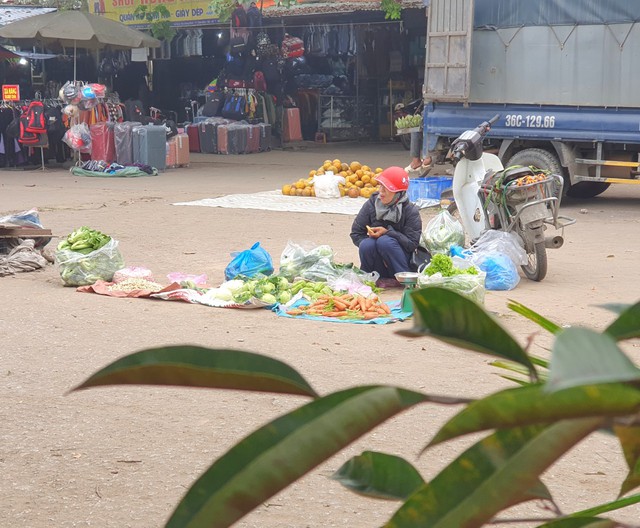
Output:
[193, 118, 273, 155]
[198, 117, 232, 154]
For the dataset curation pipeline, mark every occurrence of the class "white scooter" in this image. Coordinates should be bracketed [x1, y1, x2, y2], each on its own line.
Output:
[447, 115, 574, 282]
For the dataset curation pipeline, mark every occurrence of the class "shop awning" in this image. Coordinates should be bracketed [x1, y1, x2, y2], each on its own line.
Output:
[0, 6, 57, 27]
[262, 0, 424, 17]
[0, 44, 57, 60]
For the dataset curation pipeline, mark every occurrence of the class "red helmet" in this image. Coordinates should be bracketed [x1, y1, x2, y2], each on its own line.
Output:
[377, 166, 409, 192]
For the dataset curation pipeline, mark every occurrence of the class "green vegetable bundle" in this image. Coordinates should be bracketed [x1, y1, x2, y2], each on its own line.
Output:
[55, 227, 124, 286]
[395, 114, 422, 130]
[57, 226, 112, 254]
[231, 276, 337, 305]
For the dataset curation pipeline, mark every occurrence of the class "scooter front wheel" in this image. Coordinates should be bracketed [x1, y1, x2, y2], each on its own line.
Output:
[521, 241, 547, 281]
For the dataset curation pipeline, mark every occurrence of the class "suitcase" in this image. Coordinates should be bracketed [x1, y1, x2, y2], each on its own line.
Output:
[246, 124, 260, 154]
[133, 124, 167, 171]
[186, 124, 201, 152]
[283, 107, 302, 142]
[198, 121, 217, 154]
[173, 133, 190, 166]
[217, 124, 229, 154]
[166, 138, 177, 168]
[226, 123, 249, 154]
[114, 121, 138, 165]
[166, 134, 190, 168]
[257, 123, 272, 151]
[90, 122, 116, 163]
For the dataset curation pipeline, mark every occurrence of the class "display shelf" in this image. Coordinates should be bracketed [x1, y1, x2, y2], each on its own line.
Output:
[396, 126, 421, 136]
[318, 95, 376, 141]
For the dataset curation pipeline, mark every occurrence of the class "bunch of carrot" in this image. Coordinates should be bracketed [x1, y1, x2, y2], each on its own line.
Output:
[286, 293, 392, 320]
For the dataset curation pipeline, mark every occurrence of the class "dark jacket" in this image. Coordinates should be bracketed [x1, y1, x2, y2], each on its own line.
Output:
[350, 193, 422, 254]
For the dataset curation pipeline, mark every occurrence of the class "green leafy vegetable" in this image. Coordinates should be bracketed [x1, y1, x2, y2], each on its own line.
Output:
[423, 254, 479, 277]
[57, 226, 112, 253]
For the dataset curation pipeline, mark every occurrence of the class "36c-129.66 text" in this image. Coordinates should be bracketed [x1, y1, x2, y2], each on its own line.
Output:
[504, 115, 556, 128]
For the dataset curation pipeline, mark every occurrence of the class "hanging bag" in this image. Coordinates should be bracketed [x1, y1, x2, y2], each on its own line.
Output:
[221, 94, 247, 121]
[25, 101, 47, 134]
[231, 5, 248, 27]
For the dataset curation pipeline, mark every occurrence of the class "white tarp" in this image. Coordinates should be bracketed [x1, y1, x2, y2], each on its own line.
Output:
[173, 190, 367, 216]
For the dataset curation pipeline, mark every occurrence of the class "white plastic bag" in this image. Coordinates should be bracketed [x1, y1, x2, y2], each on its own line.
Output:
[312, 172, 345, 199]
[113, 266, 154, 284]
[279, 240, 334, 279]
[422, 210, 465, 255]
[469, 230, 528, 266]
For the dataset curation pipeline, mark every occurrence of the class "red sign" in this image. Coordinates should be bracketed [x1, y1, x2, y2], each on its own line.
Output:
[2, 85, 20, 101]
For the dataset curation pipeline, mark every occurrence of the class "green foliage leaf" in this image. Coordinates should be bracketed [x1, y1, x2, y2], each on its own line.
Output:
[490, 358, 549, 385]
[331, 451, 425, 501]
[508, 299, 562, 334]
[71, 346, 319, 398]
[208, 0, 234, 22]
[381, 0, 402, 19]
[399, 287, 536, 377]
[537, 518, 616, 527]
[605, 300, 640, 341]
[166, 386, 428, 528]
[548, 328, 640, 392]
[614, 425, 640, 496]
[565, 492, 640, 518]
[428, 383, 640, 448]
[598, 303, 632, 315]
[386, 419, 602, 528]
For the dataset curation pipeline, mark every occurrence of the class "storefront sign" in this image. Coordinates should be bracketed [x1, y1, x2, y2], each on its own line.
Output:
[2, 85, 20, 101]
[94, 0, 278, 28]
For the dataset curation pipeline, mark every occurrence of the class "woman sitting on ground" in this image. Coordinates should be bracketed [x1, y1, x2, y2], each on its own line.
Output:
[350, 166, 422, 289]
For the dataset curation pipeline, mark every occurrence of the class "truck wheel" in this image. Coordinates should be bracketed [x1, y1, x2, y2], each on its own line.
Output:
[507, 148, 563, 177]
[565, 181, 610, 199]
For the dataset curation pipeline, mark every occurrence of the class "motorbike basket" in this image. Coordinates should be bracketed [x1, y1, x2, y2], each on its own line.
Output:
[502, 175, 558, 204]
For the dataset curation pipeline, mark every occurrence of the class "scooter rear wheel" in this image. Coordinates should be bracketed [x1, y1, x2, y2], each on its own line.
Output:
[400, 133, 412, 150]
[521, 241, 547, 281]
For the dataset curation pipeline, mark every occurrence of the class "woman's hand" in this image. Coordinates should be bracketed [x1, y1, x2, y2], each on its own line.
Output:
[366, 225, 388, 239]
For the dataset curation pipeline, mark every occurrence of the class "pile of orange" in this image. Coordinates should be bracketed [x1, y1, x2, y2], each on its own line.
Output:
[281, 159, 384, 199]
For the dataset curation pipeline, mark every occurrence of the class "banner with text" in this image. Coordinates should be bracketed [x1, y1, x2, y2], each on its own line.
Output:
[2, 85, 20, 101]
[93, 0, 279, 28]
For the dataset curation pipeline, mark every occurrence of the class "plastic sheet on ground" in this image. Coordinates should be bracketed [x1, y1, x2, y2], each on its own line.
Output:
[77, 280, 181, 298]
[78, 280, 272, 309]
[173, 190, 366, 215]
[274, 299, 412, 324]
[71, 166, 158, 178]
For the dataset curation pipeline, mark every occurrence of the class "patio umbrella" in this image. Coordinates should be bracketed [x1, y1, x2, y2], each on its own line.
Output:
[0, 10, 161, 79]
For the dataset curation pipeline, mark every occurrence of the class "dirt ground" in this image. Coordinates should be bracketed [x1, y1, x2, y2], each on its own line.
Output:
[1, 142, 639, 528]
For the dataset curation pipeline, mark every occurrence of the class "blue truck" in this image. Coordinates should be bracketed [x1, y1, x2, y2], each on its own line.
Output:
[422, 0, 640, 198]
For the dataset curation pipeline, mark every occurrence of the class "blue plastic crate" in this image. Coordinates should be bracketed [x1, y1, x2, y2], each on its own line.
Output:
[408, 176, 453, 202]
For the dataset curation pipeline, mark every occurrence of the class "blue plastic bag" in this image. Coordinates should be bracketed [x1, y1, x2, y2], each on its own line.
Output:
[477, 252, 520, 291]
[224, 242, 274, 280]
